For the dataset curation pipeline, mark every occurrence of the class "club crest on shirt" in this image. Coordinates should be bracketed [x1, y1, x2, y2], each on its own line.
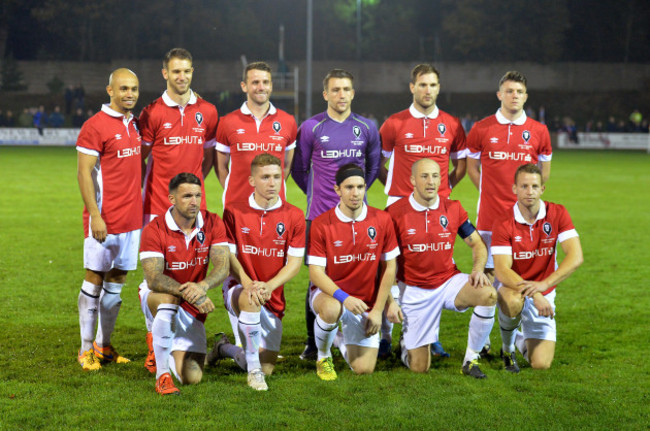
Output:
[197, 231, 205, 244]
[543, 222, 552, 236]
[273, 121, 282, 133]
[522, 130, 530, 142]
[439, 215, 449, 230]
[195, 112, 203, 126]
[437, 123, 446, 136]
[353, 125, 361, 138]
[367, 226, 377, 241]
[276, 222, 286, 237]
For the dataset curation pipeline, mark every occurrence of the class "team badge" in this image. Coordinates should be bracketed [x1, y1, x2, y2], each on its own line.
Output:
[367, 226, 377, 241]
[543, 222, 552, 236]
[195, 112, 203, 126]
[522, 130, 530, 142]
[353, 125, 361, 138]
[273, 121, 282, 133]
[276, 222, 286, 237]
[439, 215, 449, 230]
[437, 123, 446, 136]
[197, 231, 205, 244]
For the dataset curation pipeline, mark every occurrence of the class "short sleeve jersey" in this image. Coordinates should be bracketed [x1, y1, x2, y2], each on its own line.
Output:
[381, 105, 466, 199]
[466, 110, 552, 231]
[216, 102, 297, 205]
[139, 91, 218, 218]
[223, 195, 306, 319]
[491, 201, 578, 296]
[292, 111, 381, 220]
[140, 209, 229, 322]
[387, 194, 473, 289]
[76, 104, 142, 235]
[307, 204, 400, 306]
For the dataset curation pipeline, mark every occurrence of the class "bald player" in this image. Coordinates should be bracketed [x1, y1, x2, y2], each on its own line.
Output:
[76, 68, 142, 370]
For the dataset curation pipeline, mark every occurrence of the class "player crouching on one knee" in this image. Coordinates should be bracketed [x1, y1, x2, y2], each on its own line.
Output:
[218, 154, 305, 391]
[139, 173, 230, 395]
[386, 158, 497, 378]
[492, 164, 582, 372]
[307, 164, 401, 380]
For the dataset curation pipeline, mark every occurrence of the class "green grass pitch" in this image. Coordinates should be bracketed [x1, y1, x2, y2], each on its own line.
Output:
[0, 146, 648, 429]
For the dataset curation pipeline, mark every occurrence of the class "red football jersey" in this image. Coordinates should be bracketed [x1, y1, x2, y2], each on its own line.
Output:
[381, 105, 466, 199]
[76, 104, 142, 235]
[223, 195, 306, 319]
[308, 204, 400, 307]
[140, 91, 218, 218]
[216, 103, 297, 205]
[139, 209, 229, 321]
[387, 194, 471, 289]
[491, 201, 578, 295]
[466, 110, 552, 231]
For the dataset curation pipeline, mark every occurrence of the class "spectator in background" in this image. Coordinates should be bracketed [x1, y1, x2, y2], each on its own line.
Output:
[17, 108, 33, 127]
[461, 113, 474, 133]
[72, 108, 86, 127]
[0, 110, 5, 126]
[48, 106, 65, 128]
[538, 106, 546, 125]
[75, 84, 86, 110]
[605, 116, 618, 132]
[4, 110, 15, 127]
[86, 109, 94, 120]
[561, 117, 578, 143]
[33, 105, 47, 135]
[629, 109, 642, 131]
[65, 85, 75, 115]
[640, 119, 649, 133]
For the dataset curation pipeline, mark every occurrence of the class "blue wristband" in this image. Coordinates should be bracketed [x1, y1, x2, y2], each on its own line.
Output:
[332, 289, 350, 303]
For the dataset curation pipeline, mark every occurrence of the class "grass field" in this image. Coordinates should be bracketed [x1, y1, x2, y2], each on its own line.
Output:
[0, 147, 648, 430]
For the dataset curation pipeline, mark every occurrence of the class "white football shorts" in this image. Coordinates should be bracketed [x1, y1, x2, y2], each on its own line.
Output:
[84, 229, 140, 272]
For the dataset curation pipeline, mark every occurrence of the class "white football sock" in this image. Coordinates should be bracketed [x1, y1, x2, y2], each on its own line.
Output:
[400, 337, 410, 368]
[78, 281, 101, 352]
[138, 280, 153, 332]
[466, 305, 496, 362]
[314, 314, 338, 361]
[95, 282, 123, 347]
[238, 311, 262, 372]
[153, 304, 178, 379]
[515, 330, 529, 362]
[229, 310, 242, 347]
[499, 308, 521, 354]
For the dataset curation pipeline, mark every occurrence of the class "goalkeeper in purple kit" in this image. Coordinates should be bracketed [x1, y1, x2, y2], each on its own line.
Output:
[291, 69, 381, 360]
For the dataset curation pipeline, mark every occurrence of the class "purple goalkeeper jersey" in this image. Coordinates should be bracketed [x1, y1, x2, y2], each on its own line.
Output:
[292, 111, 381, 220]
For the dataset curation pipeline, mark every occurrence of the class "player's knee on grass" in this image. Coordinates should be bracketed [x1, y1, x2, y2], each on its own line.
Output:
[347, 347, 378, 375]
[407, 348, 430, 373]
[179, 353, 205, 385]
[260, 350, 278, 376]
[497, 288, 524, 318]
[528, 339, 555, 370]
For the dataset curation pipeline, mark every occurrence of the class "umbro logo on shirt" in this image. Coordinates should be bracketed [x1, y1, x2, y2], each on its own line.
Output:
[404, 133, 414, 139]
[320, 136, 330, 143]
[163, 122, 172, 129]
[241, 227, 251, 234]
[168, 245, 176, 252]
[115, 134, 122, 140]
[490, 137, 499, 144]
[407, 228, 416, 235]
[514, 236, 522, 242]
[334, 240, 343, 247]
[236, 129, 246, 134]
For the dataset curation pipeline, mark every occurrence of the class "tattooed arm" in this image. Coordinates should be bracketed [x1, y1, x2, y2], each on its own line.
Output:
[141, 257, 183, 296]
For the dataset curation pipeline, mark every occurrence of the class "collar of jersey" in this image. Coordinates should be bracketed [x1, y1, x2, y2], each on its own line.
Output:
[513, 200, 546, 225]
[164, 207, 204, 232]
[335, 203, 368, 223]
[240, 101, 277, 117]
[248, 193, 282, 211]
[101, 104, 133, 122]
[162, 90, 197, 107]
[496, 109, 527, 125]
[409, 104, 439, 119]
[408, 193, 440, 211]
